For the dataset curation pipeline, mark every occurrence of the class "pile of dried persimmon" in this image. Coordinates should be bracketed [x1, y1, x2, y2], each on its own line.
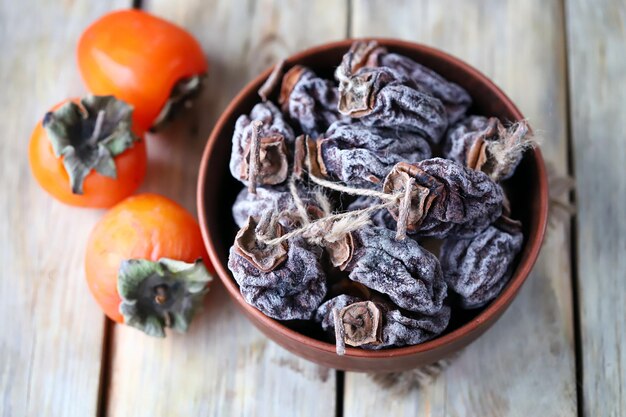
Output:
[227, 41, 535, 354]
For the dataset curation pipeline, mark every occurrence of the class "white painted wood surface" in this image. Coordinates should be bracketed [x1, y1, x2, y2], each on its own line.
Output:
[566, 1, 626, 416]
[344, 1, 577, 416]
[0, 1, 127, 416]
[104, 1, 346, 416]
[2, 0, 625, 416]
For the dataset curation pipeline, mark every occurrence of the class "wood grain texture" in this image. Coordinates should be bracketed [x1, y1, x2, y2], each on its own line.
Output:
[0, 1, 128, 416]
[104, 1, 347, 416]
[566, 1, 626, 416]
[345, 1, 577, 416]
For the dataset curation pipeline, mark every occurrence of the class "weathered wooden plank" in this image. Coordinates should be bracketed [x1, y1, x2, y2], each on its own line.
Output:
[105, 1, 347, 416]
[345, 1, 577, 416]
[566, 1, 626, 416]
[0, 1, 128, 416]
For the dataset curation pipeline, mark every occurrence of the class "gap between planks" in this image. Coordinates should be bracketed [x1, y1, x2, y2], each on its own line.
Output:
[560, 0, 585, 415]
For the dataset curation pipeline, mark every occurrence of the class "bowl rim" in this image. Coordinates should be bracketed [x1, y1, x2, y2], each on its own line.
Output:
[197, 38, 549, 359]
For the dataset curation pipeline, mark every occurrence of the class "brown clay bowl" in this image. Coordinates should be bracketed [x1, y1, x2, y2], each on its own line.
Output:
[197, 39, 548, 372]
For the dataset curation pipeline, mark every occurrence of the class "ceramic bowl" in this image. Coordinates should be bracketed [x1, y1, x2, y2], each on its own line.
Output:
[197, 39, 548, 372]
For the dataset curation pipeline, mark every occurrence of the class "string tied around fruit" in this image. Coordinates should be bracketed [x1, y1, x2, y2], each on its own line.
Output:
[255, 172, 416, 252]
[252, 142, 427, 256]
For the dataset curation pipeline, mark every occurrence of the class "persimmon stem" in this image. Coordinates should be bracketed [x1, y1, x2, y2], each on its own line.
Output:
[118, 258, 213, 338]
[333, 308, 346, 356]
[154, 285, 168, 305]
[247, 120, 263, 194]
[89, 110, 106, 145]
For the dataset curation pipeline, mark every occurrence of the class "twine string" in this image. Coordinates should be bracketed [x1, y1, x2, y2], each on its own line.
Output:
[306, 171, 396, 202]
[258, 198, 398, 246]
[256, 141, 417, 246]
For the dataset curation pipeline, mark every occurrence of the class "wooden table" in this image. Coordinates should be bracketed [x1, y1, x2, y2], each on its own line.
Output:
[1, 0, 624, 416]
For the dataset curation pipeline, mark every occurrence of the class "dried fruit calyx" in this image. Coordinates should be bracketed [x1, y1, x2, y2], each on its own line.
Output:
[278, 65, 308, 112]
[293, 134, 325, 179]
[383, 162, 437, 232]
[234, 215, 288, 272]
[337, 301, 382, 346]
[326, 231, 354, 270]
[258, 59, 286, 102]
[342, 40, 472, 124]
[336, 64, 448, 142]
[383, 158, 504, 238]
[475, 120, 532, 181]
[240, 133, 289, 186]
[337, 40, 384, 77]
[230, 102, 295, 190]
[447, 116, 534, 181]
[43, 95, 140, 194]
[334, 41, 384, 116]
[336, 68, 379, 117]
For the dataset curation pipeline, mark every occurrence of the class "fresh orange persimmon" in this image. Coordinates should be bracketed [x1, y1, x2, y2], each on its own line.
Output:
[85, 193, 213, 337]
[77, 9, 208, 131]
[28, 96, 147, 208]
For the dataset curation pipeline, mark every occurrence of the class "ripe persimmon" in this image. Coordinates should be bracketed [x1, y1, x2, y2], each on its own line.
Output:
[85, 193, 213, 337]
[77, 9, 208, 131]
[29, 96, 147, 208]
